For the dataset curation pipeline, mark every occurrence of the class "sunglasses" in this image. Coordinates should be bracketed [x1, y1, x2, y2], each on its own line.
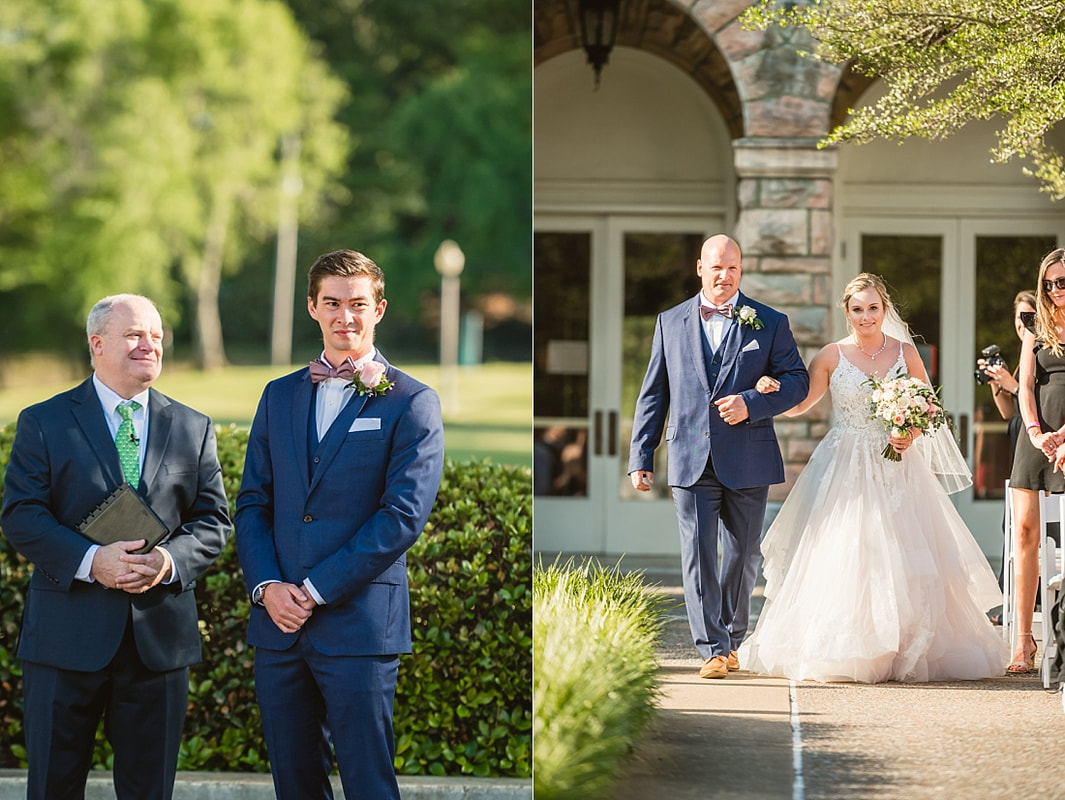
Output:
[1044, 277, 1065, 292]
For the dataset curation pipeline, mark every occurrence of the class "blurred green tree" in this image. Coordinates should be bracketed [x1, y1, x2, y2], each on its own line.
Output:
[280, 0, 532, 315]
[743, 0, 1065, 199]
[0, 0, 348, 367]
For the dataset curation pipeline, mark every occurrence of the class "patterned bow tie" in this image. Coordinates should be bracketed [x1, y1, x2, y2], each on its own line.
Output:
[308, 357, 357, 383]
[700, 304, 733, 320]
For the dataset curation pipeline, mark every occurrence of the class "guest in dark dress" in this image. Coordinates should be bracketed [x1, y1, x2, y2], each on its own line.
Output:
[1009, 250, 1065, 674]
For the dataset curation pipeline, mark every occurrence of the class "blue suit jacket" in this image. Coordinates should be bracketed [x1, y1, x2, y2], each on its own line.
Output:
[0, 379, 231, 672]
[628, 292, 809, 489]
[234, 352, 444, 656]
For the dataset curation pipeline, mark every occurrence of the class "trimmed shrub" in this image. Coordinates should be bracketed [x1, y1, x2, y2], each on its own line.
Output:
[533, 559, 665, 799]
[0, 423, 531, 779]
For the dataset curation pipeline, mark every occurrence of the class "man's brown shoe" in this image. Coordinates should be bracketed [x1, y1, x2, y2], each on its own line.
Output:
[699, 655, 728, 679]
[727, 650, 740, 671]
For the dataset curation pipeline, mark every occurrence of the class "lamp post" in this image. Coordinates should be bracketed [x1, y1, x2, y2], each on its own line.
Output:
[578, 0, 621, 88]
[434, 239, 465, 414]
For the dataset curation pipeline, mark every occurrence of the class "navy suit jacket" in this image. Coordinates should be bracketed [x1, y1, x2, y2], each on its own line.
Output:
[234, 352, 444, 656]
[628, 292, 809, 489]
[0, 379, 231, 672]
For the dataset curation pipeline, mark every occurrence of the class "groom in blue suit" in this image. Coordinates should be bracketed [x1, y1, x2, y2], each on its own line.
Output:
[236, 250, 444, 799]
[629, 235, 808, 679]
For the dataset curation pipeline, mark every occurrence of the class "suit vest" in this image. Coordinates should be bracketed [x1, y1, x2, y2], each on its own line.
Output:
[701, 325, 726, 391]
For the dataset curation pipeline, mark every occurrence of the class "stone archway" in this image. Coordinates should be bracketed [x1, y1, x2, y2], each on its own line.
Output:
[534, 0, 745, 139]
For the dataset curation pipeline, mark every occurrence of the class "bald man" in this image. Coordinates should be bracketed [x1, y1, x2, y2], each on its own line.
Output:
[628, 235, 809, 679]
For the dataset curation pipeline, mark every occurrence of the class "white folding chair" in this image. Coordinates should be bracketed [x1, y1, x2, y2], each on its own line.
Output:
[1004, 480, 1015, 647]
[1004, 481, 1063, 685]
[1040, 527, 1063, 688]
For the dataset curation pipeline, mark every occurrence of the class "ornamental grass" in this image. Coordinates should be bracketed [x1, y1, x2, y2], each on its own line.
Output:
[533, 559, 665, 799]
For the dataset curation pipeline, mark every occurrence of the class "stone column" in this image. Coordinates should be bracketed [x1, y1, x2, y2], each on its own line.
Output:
[733, 137, 838, 500]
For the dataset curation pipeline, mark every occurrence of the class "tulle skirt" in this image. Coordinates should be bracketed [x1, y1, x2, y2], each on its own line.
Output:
[739, 426, 1007, 683]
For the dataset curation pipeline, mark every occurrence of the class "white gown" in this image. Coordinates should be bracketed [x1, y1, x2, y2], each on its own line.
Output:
[740, 346, 1007, 683]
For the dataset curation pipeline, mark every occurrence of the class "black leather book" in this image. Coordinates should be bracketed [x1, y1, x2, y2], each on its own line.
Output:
[78, 483, 170, 555]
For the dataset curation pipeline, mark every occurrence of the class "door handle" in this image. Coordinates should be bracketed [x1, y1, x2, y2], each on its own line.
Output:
[593, 410, 603, 456]
[607, 410, 618, 457]
[958, 413, 968, 459]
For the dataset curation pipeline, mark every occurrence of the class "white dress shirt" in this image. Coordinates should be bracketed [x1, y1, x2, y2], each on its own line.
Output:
[314, 349, 376, 440]
[79, 376, 175, 584]
[700, 290, 738, 351]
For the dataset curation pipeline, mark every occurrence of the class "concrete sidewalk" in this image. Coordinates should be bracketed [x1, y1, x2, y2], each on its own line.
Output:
[609, 556, 796, 799]
[0, 770, 532, 799]
[607, 555, 1065, 799]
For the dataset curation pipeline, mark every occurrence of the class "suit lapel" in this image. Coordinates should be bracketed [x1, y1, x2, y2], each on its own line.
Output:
[308, 392, 369, 494]
[292, 373, 315, 492]
[684, 295, 711, 396]
[140, 389, 172, 489]
[69, 379, 126, 488]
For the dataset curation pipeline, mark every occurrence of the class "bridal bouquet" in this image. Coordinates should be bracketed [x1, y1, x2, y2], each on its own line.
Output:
[864, 371, 947, 462]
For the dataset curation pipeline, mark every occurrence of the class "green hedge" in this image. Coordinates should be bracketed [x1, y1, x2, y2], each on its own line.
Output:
[0, 423, 531, 779]
[533, 559, 665, 799]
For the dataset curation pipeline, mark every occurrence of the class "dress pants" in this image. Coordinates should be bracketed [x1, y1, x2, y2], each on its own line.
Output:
[672, 455, 768, 661]
[255, 633, 400, 800]
[22, 617, 188, 800]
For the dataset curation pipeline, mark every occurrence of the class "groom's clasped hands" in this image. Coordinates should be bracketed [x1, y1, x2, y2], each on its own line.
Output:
[261, 581, 318, 633]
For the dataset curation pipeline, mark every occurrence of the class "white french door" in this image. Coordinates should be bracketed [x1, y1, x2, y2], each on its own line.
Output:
[534, 215, 720, 555]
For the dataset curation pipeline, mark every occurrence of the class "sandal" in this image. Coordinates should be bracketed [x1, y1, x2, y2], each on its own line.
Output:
[1006, 632, 1037, 674]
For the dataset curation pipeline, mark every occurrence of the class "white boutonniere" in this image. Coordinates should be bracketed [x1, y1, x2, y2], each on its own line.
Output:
[346, 360, 395, 397]
[736, 306, 763, 330]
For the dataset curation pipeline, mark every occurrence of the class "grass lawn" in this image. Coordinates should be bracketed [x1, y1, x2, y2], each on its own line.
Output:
[0, 362, 531, 467]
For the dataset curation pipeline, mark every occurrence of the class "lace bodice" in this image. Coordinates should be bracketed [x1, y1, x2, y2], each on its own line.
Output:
[829, 345, 906, 435]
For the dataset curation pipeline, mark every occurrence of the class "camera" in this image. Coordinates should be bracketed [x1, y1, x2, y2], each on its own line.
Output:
[974, 344, 1006, 384]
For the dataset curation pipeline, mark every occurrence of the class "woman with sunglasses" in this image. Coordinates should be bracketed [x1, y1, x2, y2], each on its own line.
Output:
[1007, 247, 1065, 674]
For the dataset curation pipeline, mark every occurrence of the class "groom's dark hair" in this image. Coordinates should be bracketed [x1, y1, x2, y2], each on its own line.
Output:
[307, 249, 386, 305]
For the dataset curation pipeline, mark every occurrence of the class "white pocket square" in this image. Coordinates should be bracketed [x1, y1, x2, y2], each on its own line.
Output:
[348, 417, 382, 432]
[741, 340, 761, 353]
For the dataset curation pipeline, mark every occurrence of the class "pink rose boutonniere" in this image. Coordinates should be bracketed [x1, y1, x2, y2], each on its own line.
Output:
[347, 360, 395, 397]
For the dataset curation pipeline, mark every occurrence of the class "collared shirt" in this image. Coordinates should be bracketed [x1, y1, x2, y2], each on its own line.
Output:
[313, 349, 376, 440]
[93, 375, 150, 475]
[700, 290, 738, 351]
[78, 376, 176, 584]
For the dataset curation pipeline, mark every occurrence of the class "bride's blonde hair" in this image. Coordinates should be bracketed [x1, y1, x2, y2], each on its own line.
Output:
[1034, 248, 1065, 357]
[840, 273, 895, 334]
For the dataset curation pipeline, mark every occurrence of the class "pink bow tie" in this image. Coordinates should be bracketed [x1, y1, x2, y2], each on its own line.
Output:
[309, 357, 357, 383]
[700, 304, 733, 320]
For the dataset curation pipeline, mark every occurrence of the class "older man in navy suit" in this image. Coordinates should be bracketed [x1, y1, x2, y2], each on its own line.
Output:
[1, 294, 231, 799]
[236, 249, 444, 799]
[629, 235, 809, 679]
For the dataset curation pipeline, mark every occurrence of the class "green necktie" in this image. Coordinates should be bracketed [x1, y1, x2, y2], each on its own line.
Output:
[115, 401, 142, 486]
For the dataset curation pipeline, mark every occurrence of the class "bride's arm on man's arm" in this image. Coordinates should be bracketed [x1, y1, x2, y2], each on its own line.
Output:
[756, 344, 836, 417]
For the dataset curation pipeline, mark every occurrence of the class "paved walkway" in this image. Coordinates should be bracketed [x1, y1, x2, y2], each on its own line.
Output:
[609, 557, 1065, 799]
